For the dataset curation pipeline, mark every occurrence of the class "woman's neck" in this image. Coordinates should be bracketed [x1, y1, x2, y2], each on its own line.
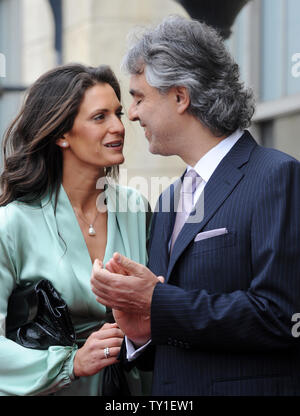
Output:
[61, 165, 105, 214]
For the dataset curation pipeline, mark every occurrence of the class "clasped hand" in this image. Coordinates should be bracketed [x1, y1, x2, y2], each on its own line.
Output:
[90, 253, 164, 346]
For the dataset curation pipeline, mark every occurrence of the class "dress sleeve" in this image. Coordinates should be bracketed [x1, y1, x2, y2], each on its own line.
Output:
[0, 206, 78, 396]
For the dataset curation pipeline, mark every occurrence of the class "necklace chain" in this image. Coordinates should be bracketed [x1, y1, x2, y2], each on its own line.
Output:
[74, 208, 99, 236]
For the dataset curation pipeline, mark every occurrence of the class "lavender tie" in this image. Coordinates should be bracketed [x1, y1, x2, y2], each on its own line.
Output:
[170, 169, 200, 253]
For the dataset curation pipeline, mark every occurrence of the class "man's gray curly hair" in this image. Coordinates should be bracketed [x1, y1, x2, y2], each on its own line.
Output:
[122, 15, 255, 137]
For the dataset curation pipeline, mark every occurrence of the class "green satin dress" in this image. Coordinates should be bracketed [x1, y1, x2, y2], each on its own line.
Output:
[0, 183, 152, 396]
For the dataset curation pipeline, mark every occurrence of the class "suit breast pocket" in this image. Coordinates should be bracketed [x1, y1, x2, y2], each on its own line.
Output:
[190, 231, 236, 256]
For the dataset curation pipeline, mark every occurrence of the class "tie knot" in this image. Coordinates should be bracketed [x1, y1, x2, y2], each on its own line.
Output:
[185, 169, 198, 179]
[182, 169, 199, 194]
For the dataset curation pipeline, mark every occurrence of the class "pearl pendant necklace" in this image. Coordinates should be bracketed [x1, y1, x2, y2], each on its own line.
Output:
[74, 209, 99, 237]
[88, 225, 96, 236]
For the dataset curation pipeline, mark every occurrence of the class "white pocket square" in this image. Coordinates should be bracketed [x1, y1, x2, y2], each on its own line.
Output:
[194, 228, 228, 242]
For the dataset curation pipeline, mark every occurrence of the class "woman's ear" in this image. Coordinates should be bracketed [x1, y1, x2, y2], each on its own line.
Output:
[56, 137, 69, 148]
[175, 86, 190, 114]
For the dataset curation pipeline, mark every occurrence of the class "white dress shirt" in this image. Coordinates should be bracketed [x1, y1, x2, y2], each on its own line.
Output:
[126, 129, 244, 360]
[187, 128, 243, 204]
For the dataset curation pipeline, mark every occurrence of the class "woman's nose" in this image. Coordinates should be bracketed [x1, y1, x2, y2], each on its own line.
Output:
[109, 116, 125, 135]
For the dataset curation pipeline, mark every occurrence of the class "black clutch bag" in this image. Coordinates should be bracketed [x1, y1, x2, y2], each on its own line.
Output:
[6, 279, 76, 349]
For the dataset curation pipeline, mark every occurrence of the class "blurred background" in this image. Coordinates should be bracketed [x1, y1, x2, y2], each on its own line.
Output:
[0, 0, 299, 206]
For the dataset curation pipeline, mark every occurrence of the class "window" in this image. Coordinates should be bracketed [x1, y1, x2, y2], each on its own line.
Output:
[227, 0, 300, 103]
[0, 0, 23, 148]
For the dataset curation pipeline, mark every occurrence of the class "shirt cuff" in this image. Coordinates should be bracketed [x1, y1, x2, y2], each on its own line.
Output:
[125, 336, 151, 362]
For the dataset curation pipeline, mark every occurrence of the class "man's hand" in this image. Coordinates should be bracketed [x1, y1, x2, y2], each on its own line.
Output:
[91, 253, 163, 314]
[90, 253, 164, 344]
[105, 253, 164, 284]
[112, 309, 151, 346]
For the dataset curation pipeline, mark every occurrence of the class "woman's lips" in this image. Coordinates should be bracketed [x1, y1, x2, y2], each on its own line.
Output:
[104, 141, 123, 150]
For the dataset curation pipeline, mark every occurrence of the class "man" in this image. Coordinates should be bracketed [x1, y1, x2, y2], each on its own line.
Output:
[91, 15, 300, 396]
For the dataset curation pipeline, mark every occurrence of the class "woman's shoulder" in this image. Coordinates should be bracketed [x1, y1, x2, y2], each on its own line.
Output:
[0, 200, 42, 230]
[0, 201, 20, 222]
[0, 203, 18, 235]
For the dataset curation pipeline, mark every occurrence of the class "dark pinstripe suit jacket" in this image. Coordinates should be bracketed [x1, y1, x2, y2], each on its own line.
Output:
[133, 131, 300, 396]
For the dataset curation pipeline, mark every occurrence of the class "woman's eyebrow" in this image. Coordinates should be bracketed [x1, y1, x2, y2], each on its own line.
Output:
[90, 105, 123, 114]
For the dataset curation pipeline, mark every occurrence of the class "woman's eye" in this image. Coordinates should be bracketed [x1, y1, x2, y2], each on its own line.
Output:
[94, 114, 105, 121]
[116, 111, 124, 119]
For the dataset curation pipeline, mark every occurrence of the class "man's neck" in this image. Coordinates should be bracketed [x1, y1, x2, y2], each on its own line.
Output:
[177, 118, 227, 167]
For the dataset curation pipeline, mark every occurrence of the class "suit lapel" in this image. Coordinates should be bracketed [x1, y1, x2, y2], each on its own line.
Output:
[166, 131, 256, 280]
[165, 176, 183, 237]
[149, 177, 182, 276]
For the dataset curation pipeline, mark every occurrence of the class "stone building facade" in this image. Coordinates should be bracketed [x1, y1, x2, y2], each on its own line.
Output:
[0, 0, 299, 204]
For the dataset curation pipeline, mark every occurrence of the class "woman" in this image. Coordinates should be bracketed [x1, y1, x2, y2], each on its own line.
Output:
[0, 64, 151, 395]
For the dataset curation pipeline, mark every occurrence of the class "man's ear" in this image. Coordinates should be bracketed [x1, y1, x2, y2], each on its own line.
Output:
[174, 86, 190, 114]
[56, 137, 69, 148]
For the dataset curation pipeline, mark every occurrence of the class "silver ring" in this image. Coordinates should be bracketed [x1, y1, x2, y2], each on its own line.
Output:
[104, 347, 110, 359]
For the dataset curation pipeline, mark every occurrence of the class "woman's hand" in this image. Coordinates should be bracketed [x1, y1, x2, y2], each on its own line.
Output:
[73, 322, 124, 378]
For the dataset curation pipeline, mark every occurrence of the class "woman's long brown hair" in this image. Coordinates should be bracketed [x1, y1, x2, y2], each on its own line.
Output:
[0, 64, 121, 206]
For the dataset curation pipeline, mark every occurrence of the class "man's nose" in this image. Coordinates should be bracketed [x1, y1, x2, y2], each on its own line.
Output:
[128, 102, 139, 122]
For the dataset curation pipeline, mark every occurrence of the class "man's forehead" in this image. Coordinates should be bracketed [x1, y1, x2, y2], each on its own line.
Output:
[129, 74, 142, 95]
[129, 72, 143, 83]
[129, 72, 147, 94]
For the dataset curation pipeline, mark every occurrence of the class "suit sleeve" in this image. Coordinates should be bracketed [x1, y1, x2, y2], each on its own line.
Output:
[150, 159, 300, 352]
